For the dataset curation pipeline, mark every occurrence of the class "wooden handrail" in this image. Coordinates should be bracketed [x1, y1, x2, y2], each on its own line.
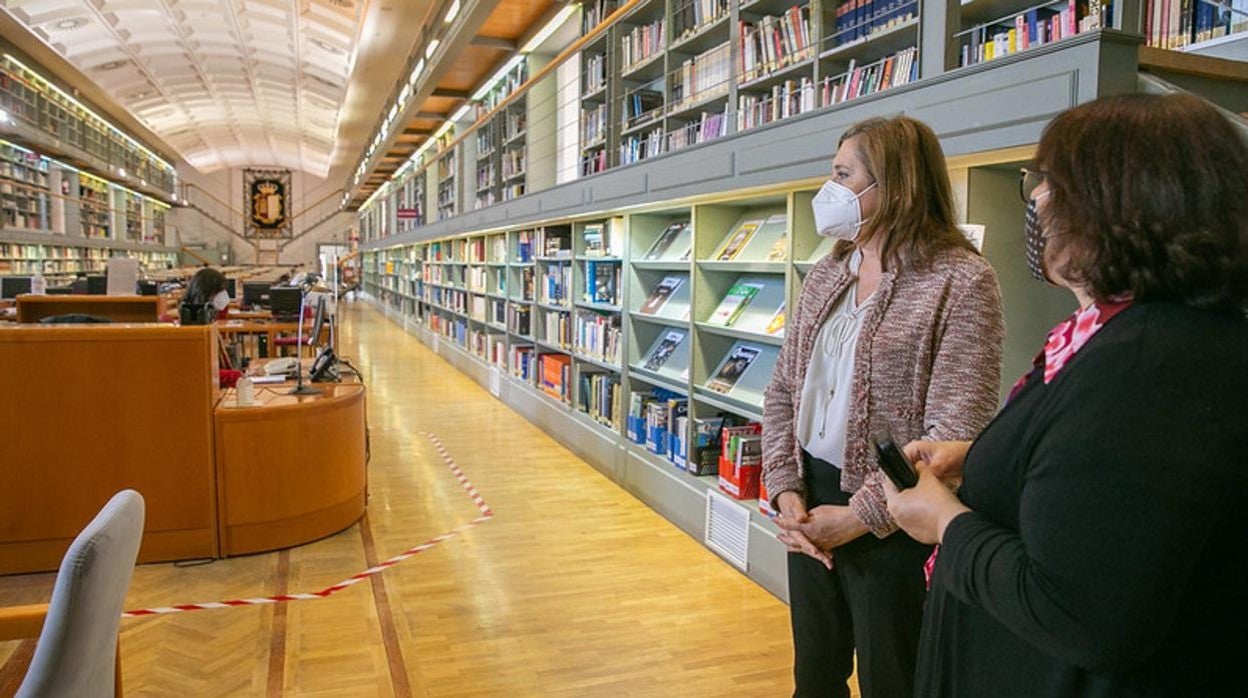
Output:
[179, 246, 211, 265]
[1139, 46, 1248, 84]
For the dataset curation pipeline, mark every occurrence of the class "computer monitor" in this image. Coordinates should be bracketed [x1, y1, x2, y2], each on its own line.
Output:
[268, 286, 302, 319]
[224, 277, 237, 299]
[137, 280, 159, 296]
[0, 276, 32, 299]
[242, 282, 270, 309]
[85, 275, 107, 295]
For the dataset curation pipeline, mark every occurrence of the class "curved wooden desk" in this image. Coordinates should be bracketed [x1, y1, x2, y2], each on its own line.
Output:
[214, 382, 367, 556]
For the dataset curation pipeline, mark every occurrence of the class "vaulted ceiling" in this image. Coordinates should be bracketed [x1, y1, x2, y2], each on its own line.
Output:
[1, 0, 415, 178]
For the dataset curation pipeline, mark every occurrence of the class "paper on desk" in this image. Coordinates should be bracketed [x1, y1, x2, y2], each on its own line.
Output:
[249, 375, 287, 384]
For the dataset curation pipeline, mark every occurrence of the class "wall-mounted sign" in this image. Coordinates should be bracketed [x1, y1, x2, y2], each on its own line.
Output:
[243, 168, 292, 239]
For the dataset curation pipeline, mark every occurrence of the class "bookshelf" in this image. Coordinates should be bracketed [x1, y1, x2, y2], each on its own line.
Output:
[0, 141, 48, 231]
[0, 56, 178, 196]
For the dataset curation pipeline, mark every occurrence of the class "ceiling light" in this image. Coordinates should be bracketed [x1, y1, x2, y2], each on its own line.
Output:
[310, 37, 343, 55]
[118, 167, 127, 178]
[425, 39, 440, 59]
[55, 17, 88, 30]
[408, 58, 425, 84]
[444, 0, 460, 23]
[522, 5, 578, 52]
[95, 60, 127, 71]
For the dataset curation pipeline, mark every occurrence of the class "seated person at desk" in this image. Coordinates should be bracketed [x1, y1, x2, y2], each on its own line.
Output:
[178, 268, 232, 324]
[179, 267, 244, 388]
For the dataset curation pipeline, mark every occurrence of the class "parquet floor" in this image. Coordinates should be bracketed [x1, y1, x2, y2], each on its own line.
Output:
[0, 301, 803, 697]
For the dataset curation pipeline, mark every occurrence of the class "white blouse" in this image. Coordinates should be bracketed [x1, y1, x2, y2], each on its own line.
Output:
[796, 255, 874, 467]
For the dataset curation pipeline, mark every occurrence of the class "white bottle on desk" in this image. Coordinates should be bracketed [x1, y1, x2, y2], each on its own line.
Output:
[236, 377, 255, 407]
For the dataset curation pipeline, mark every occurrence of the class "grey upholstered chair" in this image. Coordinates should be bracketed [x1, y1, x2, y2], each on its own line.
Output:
[0, 489, 145, 697]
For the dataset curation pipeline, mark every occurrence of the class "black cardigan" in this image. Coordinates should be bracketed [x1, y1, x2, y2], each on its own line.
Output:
[916, 302, 1248, 697]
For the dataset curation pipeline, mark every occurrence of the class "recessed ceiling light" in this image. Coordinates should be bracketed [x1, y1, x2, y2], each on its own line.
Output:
[54, 17, 88, 30]
[95, 60, 127, 71]
[309, 37, 343, 55]
[129, 90, 154, 100]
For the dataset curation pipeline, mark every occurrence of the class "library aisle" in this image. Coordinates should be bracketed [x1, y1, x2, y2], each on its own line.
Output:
[0, 301, 799, 697]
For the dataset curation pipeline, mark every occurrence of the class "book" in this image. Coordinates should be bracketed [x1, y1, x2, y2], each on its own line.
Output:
[587, 261, 620, 305]
[764, 302, 786, 335]
[714, 219, 761, 260]
[639, 275, 684, 315]
[643, 329, 686, 371]
[708, 282, 763, 326]
[707, 344, 761, 393]
[643, 221, 692, 260]
[582, 224, 605, 256]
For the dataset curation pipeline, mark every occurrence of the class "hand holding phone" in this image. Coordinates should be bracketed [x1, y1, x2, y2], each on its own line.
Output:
[874, 437, 919, 490]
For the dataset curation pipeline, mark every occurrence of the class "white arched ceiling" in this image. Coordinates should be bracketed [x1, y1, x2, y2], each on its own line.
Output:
[2, 0, 364, 177]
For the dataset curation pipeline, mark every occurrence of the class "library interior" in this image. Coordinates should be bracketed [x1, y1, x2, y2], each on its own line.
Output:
[0, 0, 1245, 695]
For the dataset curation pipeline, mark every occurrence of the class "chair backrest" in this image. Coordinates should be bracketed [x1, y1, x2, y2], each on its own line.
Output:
[17, 490, 145, 698]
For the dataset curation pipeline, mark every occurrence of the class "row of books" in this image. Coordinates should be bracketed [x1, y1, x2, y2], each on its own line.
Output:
[960, 0, 1105, 67]
[539, 353, 573, 403]
[512, 344, 537, 381]
[667, 112, 728, 152]
[737, 77, 816, 131]
[832, 0, 918, 47]
[621, 19, 667, 72]
[623, 87, 664, 128]
[475, 190, 496, 210]
[620, 128, 665, 165]
[503, 183, 526, 201]
[504, 111, 526, 141]
[507, 303, 532, 336]
[542, 310, 573, 348]
[428, 287, 468, 314]
[1146, 0, 1244, 48]
[575, 312, 623, 363]
[515, 230, 534, 262]
[584, 52, 608, 94]
[718, 422, 763, 499]
[491, 235, 508, 263]
[673, 0, 730, 40]
[475, 125, 494, 156]
[475, 62, 527, 113]
[488, 297, 506, 325]
[627, 389, 689, 463]
[578, 371, 622, 429]
[739, 6, 812, 83]
[503, 148, 525, 179]
[582, 103, 608, 146]
[582, 0, 619, 34]
[469, 330, 507, 367]
[823, 46, 918, 107]
[581, 220, 620, 258]
[539, 226, 572, 257]
[469, 294, 488, 322]
[429, 313, 469, 346]
[475, 162, 496, 189]
[539, 264, 572, 305]
[581, 149, 609, 176]
[584, 260, 621, 305]
[671, 43, 731, 108]
[519, 266, 535, 300]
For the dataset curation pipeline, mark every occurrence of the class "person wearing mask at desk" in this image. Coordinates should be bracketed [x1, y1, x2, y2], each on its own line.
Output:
[763, 115, 1005, 698]
[885, 93, 1248, 697]
[180, 267, 232, 324]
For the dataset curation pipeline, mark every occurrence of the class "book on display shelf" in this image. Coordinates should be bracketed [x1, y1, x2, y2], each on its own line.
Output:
[706, 344, 761, 393]
[643, 221, 693, 261]
[643, 329, 686, 371]
[713, 219, 762, 261]
[764, 303, 786, 335]
[707, 281, 763, 326]
[639, 275, 686, 315]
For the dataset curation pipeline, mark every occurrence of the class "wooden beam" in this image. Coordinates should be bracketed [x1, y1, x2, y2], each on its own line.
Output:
[471, 36, 517, 51]
[431, 88, 470, 99]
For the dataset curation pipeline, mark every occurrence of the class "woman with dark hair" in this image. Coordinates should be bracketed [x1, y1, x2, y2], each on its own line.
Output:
[183, 267, 230, 312]
[763, 115, 1005, 697]
[886, 93, 1248, 696]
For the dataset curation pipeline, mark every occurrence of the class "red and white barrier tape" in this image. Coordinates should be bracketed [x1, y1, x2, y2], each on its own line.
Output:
[123, 432, 491, 618]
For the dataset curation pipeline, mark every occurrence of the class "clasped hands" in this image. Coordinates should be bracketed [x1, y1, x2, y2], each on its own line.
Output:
[775, 440, 974, 566]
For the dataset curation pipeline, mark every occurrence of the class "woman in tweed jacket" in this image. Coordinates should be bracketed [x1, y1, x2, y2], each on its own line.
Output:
[763, 116, 1004, 698]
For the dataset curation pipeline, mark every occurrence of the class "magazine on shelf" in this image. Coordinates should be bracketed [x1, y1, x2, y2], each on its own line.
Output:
[765, 233, 789, 261]
[706, 344, 761, 394]
[639, 275, 685, 315]
[708, 282, 764, 326]
[713, 219, 762, 260]
[643, 221, 693, 260]
[764, 302, 786, 335]
[643, 329, 686, 371]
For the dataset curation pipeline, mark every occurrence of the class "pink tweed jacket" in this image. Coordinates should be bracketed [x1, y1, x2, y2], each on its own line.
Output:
[762, 242, 1004, 538]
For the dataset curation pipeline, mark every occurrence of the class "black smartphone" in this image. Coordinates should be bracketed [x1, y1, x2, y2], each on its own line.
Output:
[873, 437, 919, 490]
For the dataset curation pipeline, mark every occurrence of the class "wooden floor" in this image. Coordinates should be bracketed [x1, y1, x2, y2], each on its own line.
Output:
[0, 301, 803, 697]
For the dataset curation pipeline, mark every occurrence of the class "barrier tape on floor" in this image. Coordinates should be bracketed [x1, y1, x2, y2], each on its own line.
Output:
[122, 432, 491, 619]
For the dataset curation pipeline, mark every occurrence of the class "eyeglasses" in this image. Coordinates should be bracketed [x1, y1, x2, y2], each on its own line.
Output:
[1019, 168, 1047, 203]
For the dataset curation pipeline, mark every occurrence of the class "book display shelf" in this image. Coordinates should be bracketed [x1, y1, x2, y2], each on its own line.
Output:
[361, 182, 882, 597]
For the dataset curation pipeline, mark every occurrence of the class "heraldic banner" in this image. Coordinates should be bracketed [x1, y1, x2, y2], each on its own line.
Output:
[243, 168, 292, 239]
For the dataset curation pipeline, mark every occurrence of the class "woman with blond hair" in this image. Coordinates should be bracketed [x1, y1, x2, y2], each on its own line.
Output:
[763, 116, 1005, 697]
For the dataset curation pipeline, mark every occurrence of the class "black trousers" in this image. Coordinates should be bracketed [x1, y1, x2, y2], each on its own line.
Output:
[788, 452, 933, 698]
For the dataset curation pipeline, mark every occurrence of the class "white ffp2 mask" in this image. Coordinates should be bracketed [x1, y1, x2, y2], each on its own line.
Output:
[211, 290, 230, 311]
[811, 179, 876, 240]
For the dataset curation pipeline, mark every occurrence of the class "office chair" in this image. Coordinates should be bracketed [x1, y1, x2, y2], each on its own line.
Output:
[0, 490, 146, 698]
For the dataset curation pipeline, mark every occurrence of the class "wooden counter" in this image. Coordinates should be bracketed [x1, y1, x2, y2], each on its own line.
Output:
[0, 324, 220, 573]
[16, 295, 161, 323]
[214, 381, 367, 556]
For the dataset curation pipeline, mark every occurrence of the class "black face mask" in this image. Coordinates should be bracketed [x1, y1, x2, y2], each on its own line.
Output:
[1024, 198, 1048, 282]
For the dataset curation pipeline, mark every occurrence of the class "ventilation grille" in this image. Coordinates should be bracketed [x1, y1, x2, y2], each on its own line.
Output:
[705, 490, 750, 571]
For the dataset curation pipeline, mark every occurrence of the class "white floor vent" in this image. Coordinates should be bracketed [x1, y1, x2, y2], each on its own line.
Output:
[705, 490, 750, 571]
